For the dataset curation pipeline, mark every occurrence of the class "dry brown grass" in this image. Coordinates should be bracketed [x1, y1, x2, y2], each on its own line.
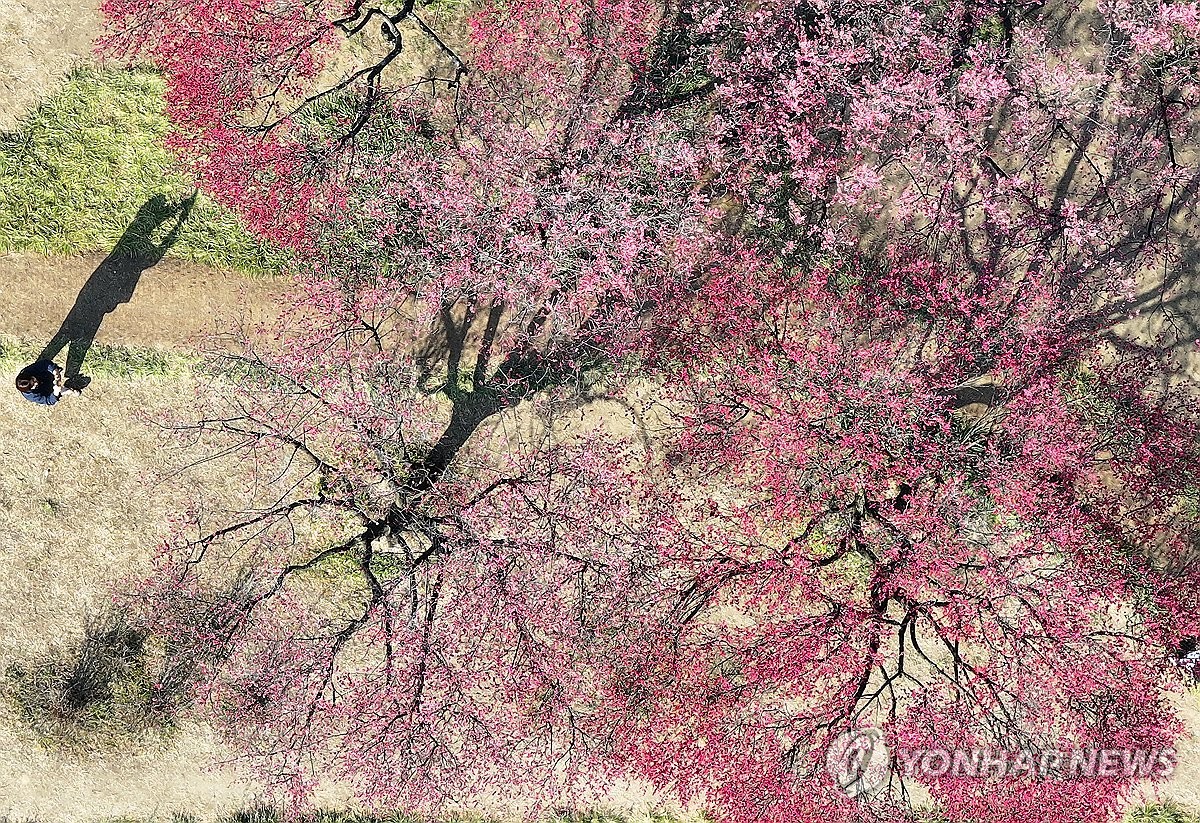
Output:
[1145, 689, 1200, 814]
[0, 0, 98, 131]
[0, 373, 263, 821]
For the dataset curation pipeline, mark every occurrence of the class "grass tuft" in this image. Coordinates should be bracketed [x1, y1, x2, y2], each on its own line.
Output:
[3, 611, 169, 752]
[222, 808, 426, 823]
[0, 64, 287, 277]
[1129, 802, 1200, 823]
[0, 337, 193, 378]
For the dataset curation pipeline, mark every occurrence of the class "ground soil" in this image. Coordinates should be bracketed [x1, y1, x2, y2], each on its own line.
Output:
[0, 250, 288, 822]
[0, 355, 260, 822]
[0, 7, 281, 816]
[0, 251, 287, 349]
[0, 0, 99, 132]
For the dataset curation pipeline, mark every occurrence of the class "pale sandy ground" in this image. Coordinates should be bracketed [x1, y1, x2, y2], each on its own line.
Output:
[0, 257, 358, 821]
[0, 375, 264, 821]
[0, 0, 98, 133]
[0, 251, 287, 348]
[0, 248, 288, 821]
[1152, 690, 1200, 811]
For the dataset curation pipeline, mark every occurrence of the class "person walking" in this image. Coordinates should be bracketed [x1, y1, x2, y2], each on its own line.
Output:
[15, 360, 80, 406]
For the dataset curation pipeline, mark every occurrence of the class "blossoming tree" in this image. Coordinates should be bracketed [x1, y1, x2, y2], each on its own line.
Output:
[101, 0, 1200, 820]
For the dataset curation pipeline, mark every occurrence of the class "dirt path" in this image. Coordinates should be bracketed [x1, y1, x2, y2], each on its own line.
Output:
[0, 252, 287, 349]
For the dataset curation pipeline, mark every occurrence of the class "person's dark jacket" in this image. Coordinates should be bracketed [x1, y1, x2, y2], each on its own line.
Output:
[16, 361, 61, 406]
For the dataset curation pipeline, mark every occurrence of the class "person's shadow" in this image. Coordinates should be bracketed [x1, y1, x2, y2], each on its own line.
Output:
[40, 193, 196, 383]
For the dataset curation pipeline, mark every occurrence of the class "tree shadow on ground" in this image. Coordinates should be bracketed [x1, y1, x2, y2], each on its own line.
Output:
[39, 192, 195, 379]
[4, 611, 158, 751]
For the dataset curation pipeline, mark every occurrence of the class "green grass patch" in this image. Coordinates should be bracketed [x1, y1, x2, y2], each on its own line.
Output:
[1129, 803, 1200, 823]
[0, 337, 193, 379]
[0, 65, 287, 277]
[3, 612, 174, 754]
